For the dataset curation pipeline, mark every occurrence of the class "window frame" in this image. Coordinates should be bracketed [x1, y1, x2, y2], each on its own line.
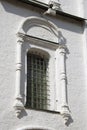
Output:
[13, 16, 70, 124]
[24, 41, 58, 112]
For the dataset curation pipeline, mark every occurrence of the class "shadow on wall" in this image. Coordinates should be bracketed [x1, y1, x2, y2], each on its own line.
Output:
[1, 0, 84, 34]
[1, 0, 38, 18]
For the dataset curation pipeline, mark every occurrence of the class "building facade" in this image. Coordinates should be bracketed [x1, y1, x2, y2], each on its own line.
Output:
[0, 0, 87, 130]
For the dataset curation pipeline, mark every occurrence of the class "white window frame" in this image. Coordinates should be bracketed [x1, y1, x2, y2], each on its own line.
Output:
[25, 44, 56, 111]
[13, 16, 71, 124]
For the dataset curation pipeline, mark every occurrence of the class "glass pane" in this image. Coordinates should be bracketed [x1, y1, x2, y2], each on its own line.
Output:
[26, 52, 50, 110]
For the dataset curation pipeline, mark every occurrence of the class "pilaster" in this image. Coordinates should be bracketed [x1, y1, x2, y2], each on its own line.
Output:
[58, 46, 71, 125]
[13, 36, 24, 117]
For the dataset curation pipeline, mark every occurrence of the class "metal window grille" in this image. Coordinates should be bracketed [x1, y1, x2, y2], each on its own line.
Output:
[26, 52, 50, 110]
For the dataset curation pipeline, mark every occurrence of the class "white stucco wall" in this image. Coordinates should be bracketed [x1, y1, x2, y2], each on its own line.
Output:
[83, 0, 87, 18]
[0, 0, 87, 130]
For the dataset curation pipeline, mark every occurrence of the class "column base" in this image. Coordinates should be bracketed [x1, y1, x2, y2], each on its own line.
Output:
[13, 97, 24, 117]
[60, 104, 71, 125]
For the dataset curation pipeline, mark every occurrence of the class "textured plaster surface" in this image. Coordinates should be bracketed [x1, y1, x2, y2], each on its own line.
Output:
[83, 0, 87, 18]
[0, 0, 87, 130]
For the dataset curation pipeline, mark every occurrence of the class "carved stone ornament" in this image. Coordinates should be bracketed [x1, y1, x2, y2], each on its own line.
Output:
[49, 0, 61, 10]
[13, 96, 24, 117]
[44, 0, 61, 15]
[60, 104, 71, 125]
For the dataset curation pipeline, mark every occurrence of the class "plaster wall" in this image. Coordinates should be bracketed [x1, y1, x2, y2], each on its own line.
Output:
[0, 1, 87, 130]
[83, 0, 87, 18]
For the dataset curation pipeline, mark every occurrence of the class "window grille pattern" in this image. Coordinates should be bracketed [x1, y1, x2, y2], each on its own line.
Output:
[26, 52, 50, 110]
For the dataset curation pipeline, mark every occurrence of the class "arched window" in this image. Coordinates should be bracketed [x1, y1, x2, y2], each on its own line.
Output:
[26, 50, 50, 110]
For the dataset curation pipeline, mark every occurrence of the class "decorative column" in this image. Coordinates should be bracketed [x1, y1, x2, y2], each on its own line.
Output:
[55, 48, 61, 111]
[59, 46, 70, 125]
[13, 36, 24, 117]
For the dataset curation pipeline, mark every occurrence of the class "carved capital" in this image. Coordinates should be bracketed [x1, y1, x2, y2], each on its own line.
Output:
[17, 32, 31, 42]
[17, 33, 25, 43]
[16, 63, 22, 71]
[58, 45, 66, 54]
[60, 72, 66, 81]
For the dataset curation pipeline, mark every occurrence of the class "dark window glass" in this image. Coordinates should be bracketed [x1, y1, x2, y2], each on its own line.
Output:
[26, 52, 50, 110]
